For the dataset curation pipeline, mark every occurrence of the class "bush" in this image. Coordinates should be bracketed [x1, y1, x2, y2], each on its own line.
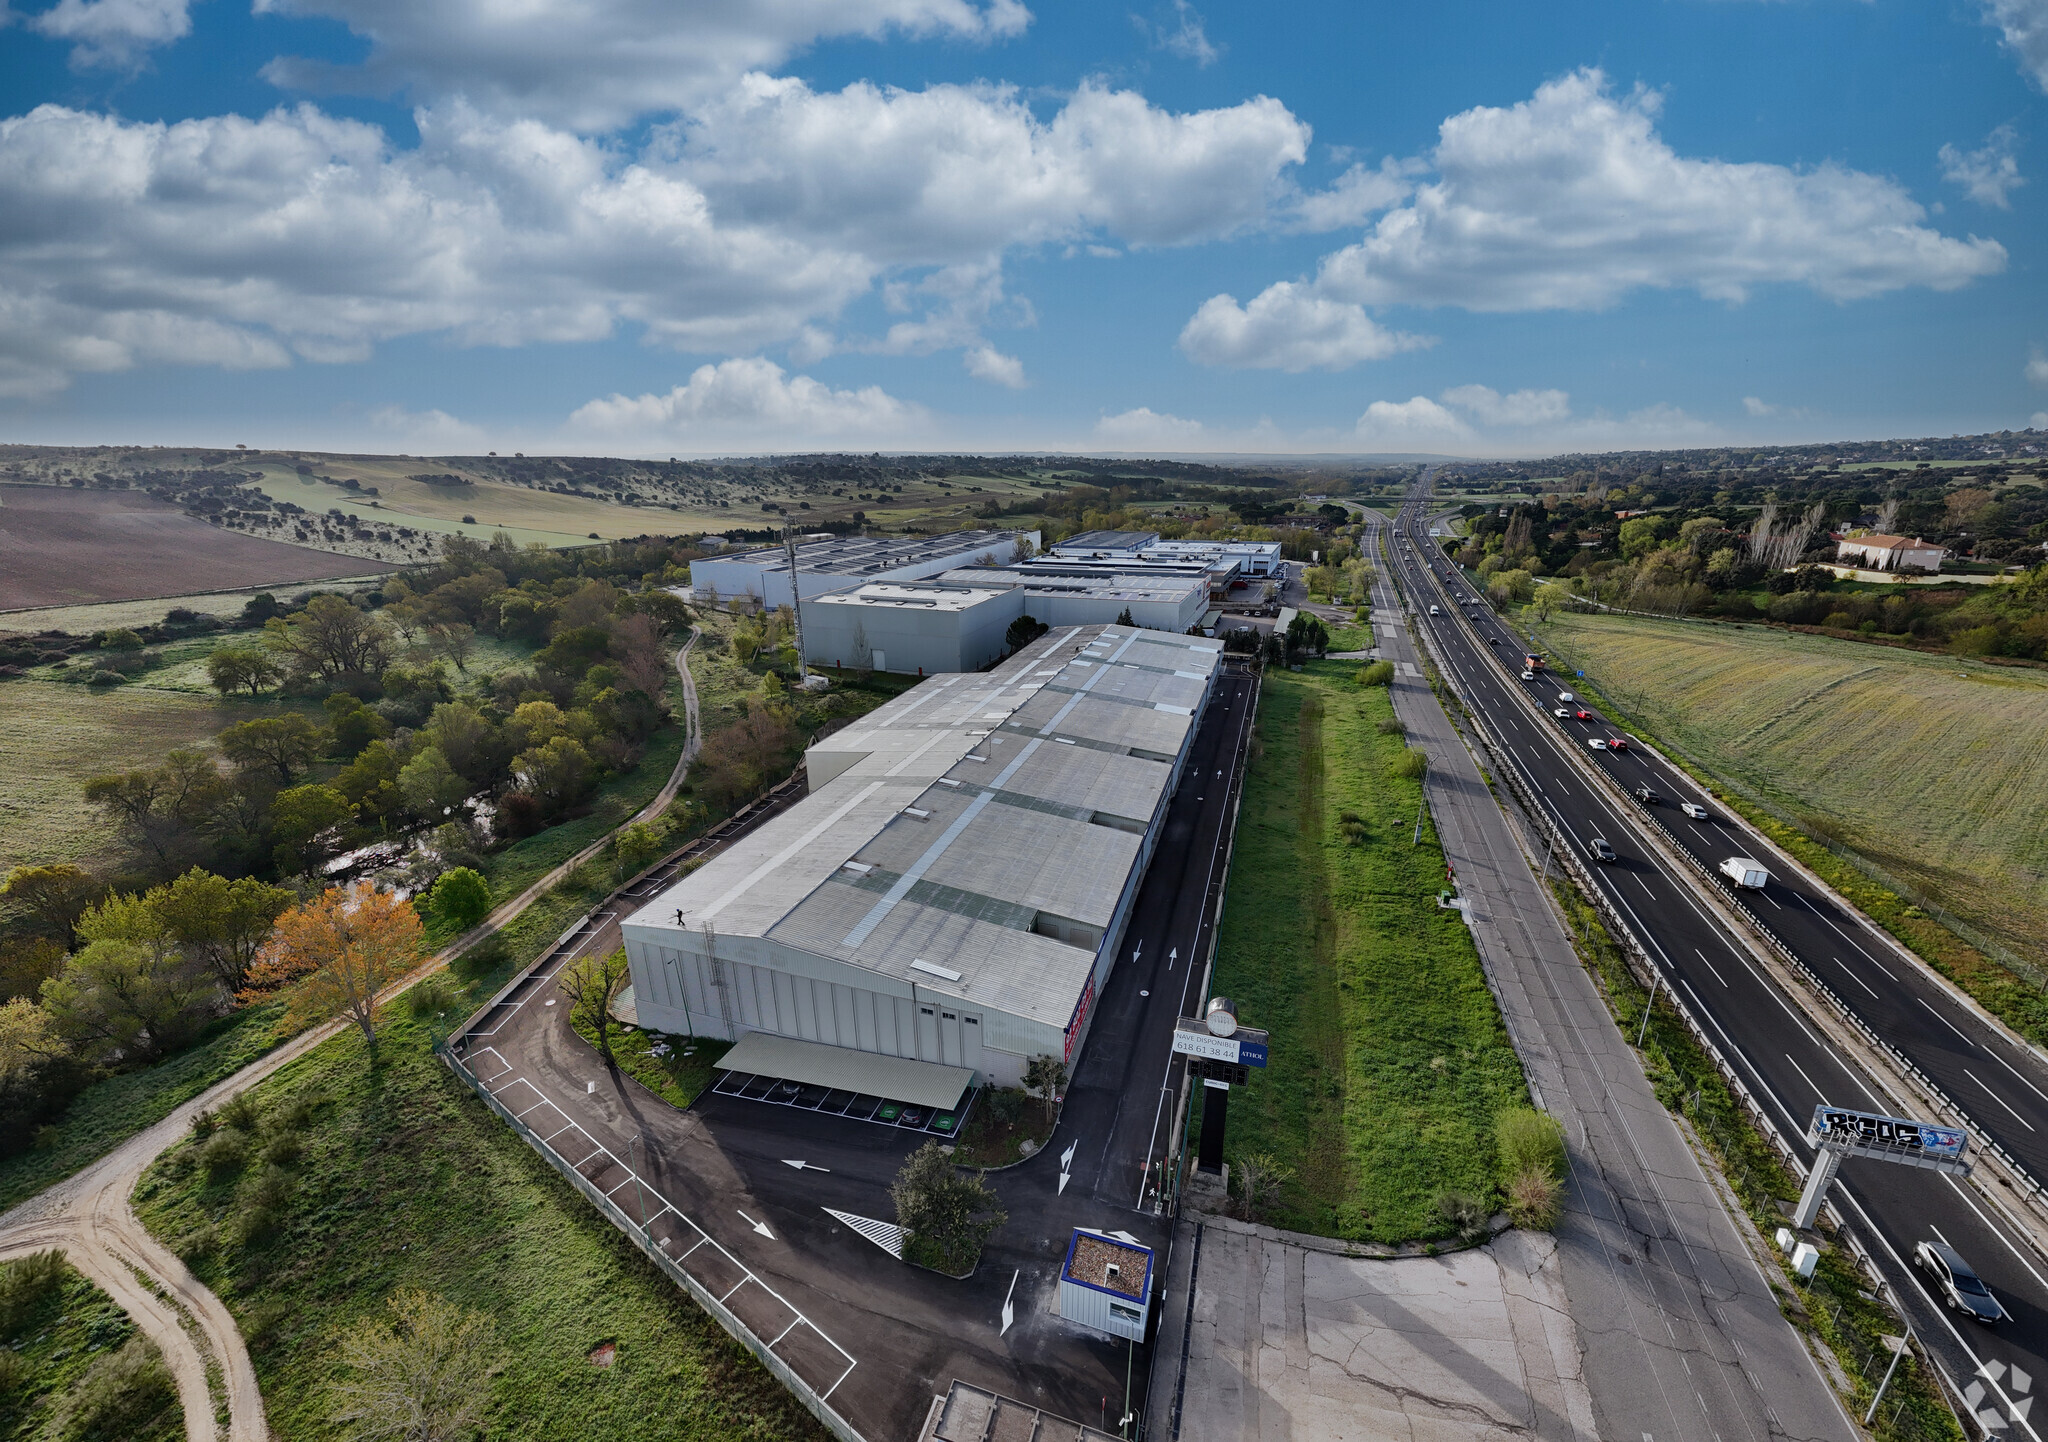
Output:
[0, 1250, 65, 1340]
[1496, 1108, 1566, 1179]
[1391, 747, 1428, 780]
[1357, 660, 1395, 687]
[429, 867, 492, 931]
[59, 1338, 177, 1441]
[1505, 1169, 1562, 1230]
[1375, 717, 1405, 736]
[189, 1108, 218, 1141]
[1433, 1188, 1487, 1242]
[198, 1129, 248, 1182]
[407, 973, 457, 1019]
[216, 1090, 261, 1135]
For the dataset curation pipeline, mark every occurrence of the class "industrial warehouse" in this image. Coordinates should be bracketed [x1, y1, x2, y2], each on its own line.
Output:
[618, 622, 1223, 1117]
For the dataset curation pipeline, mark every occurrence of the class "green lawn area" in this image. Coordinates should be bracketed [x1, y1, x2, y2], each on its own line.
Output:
[1208, 661, 1527, 1242]
[132, 1006, 827, 1442]
[0, 1255, 184, 1442]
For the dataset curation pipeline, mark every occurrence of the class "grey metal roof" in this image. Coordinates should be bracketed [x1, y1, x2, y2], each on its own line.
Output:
[717, 1031, 973, 1109]
[726, 529, 1021, 577]
[1051, 529, 1162, 552]
[619, 624, 1223, 1029]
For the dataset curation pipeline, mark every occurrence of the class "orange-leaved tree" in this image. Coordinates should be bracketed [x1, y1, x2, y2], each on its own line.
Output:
[242, 880, 423, 1047]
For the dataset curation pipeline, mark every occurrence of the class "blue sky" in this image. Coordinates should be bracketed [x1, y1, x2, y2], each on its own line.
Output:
[3, 0, 2046, 457]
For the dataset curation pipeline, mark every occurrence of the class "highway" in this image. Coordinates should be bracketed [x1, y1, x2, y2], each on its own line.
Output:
[1378, 489, 2048, 1439]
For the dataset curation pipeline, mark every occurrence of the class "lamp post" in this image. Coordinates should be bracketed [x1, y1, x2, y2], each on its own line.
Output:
[624, 1134, 652, 1242]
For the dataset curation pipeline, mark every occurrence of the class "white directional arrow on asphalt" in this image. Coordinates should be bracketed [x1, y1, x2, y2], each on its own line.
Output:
[1168, 947, 1178, 969]
[738, 1209, 775, 1240]
[1000, 1269, 1019, 1335]
[1059, 1139, 1077, 1195]
[781, 1159, 830, 1172]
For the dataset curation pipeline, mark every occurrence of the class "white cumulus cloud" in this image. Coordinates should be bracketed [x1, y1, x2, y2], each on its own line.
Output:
[566, 357, 925, 449]
[964, 345, 1027, 387]
[1940, 124, 2025, 208]
[1179, 282, 1430, 371]
[1353, 396, 1472, 448]
[2028, 349, 2048, 387]
[21, 0, 192, 68]
[1094, 406, 1211, 448]
[1133, 0, 1220, 66]
[1982, 0, 2048, 93]
[253, 0, 1031, 132]
[1440, 383, 1569, 426]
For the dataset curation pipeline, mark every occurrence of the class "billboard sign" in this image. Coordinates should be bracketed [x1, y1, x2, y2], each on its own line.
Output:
[1810, 1105, 1967, 1162]
[1173, 1021, 1269, 1068]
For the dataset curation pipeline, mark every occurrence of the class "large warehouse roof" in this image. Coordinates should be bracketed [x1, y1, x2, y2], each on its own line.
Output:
[621, 623, 1222, 1028]
[719, 529, 1021, 579]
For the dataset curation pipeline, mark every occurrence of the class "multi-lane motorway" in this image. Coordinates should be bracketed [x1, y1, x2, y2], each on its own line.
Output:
[1381, 491, 2048, 1438]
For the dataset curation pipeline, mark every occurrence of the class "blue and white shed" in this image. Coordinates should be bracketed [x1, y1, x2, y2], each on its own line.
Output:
[1058, 1229, 1153, 1342]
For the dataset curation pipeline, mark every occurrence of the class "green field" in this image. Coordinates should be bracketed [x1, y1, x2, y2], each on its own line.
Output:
[0, 679, 273, 872]
[1539, 612, 2048, 969]
[0, 576, 385, 635]
[0, 1255, 184, 1442]
[1209, 662, 1527, 1241]
[132, 1008, 825, 1442]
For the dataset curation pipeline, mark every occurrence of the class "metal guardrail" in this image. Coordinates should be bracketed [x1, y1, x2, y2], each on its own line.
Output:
[437, 1044, 865, 1442]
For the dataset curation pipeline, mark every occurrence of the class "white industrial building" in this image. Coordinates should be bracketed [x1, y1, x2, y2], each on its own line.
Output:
[688, 529, 1038, 610]
[802, 583, 1021, 676]
[934, 567, 1208, 633]
[619, 625, 1224, 1105]
[1049, 530, 1283, 579]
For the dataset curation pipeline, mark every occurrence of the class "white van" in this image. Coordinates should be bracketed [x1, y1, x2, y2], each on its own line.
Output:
[1719, 857, 1771, 890]
[1556, 691, 1575, 704]
[1429, 605, 1440, 615]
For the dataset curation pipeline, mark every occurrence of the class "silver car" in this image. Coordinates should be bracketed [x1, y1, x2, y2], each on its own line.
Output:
[1915, 1240, 2005, 1323]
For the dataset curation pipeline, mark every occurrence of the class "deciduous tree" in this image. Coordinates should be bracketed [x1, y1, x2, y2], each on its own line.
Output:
[265, 595, 393, 685]
[43, 897, 214, 1062]
[556, 949, 629, 1063]
[244, 881, 423, 1046]
[1023, 1053, 1066, 1126]
[203, 644, 285, 697]
[890, 1141, 1006, 1274]
[219, 714, 323, 783]
[330, 1287, 504, 1442]
[0, 864, 104, 946]
[147, 868, 293, 993]
[427, 868, 491, 932]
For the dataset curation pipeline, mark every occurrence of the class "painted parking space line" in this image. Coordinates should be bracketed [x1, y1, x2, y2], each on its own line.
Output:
[468, 1057, 859, 1398]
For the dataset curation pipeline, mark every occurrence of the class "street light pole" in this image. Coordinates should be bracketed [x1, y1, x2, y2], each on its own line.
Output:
[625, 1134, 651, 1241]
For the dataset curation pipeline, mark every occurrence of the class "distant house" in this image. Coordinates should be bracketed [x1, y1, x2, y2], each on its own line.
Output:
[1835, 533, 1946, 572]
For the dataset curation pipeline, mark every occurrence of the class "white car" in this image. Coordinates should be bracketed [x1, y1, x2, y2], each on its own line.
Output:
[1588, 738, 1608, 750]
[1552, 707, 1570, 719]
[1520, 669, 1535, 680]
[1680, 801, 1710, 820]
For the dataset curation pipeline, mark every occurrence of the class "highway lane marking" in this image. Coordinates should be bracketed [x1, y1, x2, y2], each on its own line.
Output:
[1963, 1069, 2036, 1131]
[1783, 1053, 1835, 1108]
[1633, 872, 1658, 903]
[1938, 1171, 2048, 1294]
[1832, 957, 1882, 1001]
[1692, 948, 1729, 988]
[1918, 997, 1978, 1050]
[1988, 1048, 2048, 1107]
[1787, 890, 1896, 977]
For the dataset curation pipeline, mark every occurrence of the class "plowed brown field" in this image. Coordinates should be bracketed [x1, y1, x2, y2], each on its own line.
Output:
[0, 485, 386, 611]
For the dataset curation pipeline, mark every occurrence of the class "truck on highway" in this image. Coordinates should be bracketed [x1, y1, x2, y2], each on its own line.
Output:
[1719, 857, 1771, 890]
[1524, 652, 1545, 671]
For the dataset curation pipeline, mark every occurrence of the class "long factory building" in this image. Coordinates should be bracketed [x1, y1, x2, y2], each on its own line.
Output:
[619, 624, 1223, 1100]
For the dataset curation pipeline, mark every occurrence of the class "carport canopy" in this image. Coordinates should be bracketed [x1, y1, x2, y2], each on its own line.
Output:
[717, 1031, 974, 1111]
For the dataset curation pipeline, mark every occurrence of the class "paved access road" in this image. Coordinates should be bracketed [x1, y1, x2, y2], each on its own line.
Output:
[1387, 493, 2048, 1438]
[451, 666, 1262, 1441]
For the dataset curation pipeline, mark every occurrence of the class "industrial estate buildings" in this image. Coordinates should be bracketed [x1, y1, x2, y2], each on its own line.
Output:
[619, 623, 1224, 1105]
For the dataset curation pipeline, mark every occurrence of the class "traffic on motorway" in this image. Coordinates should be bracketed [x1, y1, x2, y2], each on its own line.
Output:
[1383, 494, 2048, 1439]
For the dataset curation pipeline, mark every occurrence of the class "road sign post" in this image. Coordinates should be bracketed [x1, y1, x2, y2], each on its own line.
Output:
[1175, 1000, 1268, 1175]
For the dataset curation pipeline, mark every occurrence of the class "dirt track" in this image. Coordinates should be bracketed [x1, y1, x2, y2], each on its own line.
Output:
[0, 484, 386, 611]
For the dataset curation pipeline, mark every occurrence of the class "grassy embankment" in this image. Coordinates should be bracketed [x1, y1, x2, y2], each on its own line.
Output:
[1536, 611, 2048, 1022]
[0, 1253, 184, 1442]
[1208, 661, 1527, 1241]
[1550, 879, 1958, 1442]
[132, 1006, 825, 1442]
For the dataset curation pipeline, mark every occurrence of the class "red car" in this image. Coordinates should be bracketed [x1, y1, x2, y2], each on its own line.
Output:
[1573, 708, 1592, 720]
[1607, 736, 1630, 751]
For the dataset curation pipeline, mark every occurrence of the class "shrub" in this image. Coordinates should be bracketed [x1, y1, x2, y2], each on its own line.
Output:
[216, 1090, 261, 1135]
[261, 1132, 303, 1168]
[59, 1338, 176, 1440]
[189, 1108, 218, 1140]
[408, 973, 457, 1019]
[1433, 1188, 1487, 1242]
[429, 867, 492, 931]
[199, 1129, 249, 1182]
[1391, 747, 1428, 780]
[1505, 1169, 1562, 1230]
[0, 1250, 65, 1340]
[1496, 1108, 1566, 1179]
[1357, 660, 1395, 687]
[1375, 717, 1405, 736]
